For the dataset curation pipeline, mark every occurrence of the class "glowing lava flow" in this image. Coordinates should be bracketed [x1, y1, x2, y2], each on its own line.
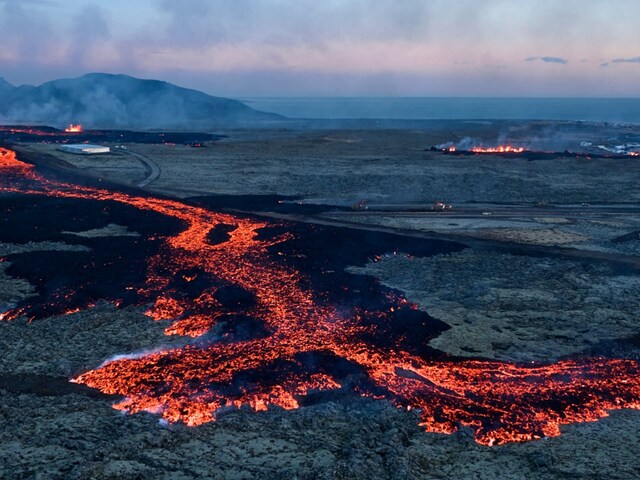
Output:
[471, 145, 526, 153]
[2, 146, 640, 446]
[0, 126, 57, 136]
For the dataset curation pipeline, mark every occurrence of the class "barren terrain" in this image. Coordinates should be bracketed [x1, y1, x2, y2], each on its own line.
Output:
[23, 122, 640, 258]
[3, 121, 640, 479]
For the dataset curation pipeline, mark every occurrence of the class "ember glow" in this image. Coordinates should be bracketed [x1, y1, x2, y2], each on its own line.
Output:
[0, 126, 57, 136]
[471, 145, 526, 154]
[64, 124, 83, 133]
[2, 146, 640, 446]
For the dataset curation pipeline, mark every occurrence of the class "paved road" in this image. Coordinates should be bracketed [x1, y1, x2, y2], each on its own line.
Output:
[251, 209, 640, 270]
[329, 204, 640, 220]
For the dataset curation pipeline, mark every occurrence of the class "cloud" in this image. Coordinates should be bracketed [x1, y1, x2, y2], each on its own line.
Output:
[151, 0, 432, 49]
[0, 0, 56, 61]
[484, 64, 508, 70]
[525, 56, 568, 64]
[611, 56, 640, 64]
[0, 0, 56, 5]
[68, 4, 111, 63]
[600, 56, 640, 68]
[0, 0, 116, 73]
[2, 0, 640, 96]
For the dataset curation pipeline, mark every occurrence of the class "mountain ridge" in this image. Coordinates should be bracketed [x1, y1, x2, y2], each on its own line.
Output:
[0, 77, 14, 94]
[0, 73, 283, 129]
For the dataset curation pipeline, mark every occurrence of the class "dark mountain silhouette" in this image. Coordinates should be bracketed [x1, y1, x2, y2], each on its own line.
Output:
[0, 73, 283, 129]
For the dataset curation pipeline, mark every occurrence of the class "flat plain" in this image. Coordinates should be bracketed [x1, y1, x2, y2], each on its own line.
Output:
[3, 120, 640, 479]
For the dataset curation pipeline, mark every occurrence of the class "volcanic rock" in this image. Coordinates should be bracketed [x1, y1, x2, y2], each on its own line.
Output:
[348, 250, 640, 362]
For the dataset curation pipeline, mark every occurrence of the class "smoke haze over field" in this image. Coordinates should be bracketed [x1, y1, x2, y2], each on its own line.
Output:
[0, 0, 640, 96]
[0, 73, 281, 129]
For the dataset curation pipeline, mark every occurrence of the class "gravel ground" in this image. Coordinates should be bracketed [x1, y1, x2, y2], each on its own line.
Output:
[348, 250, 640, 362]
[2, 389, 640, 480]
[21, 124, 640, 205]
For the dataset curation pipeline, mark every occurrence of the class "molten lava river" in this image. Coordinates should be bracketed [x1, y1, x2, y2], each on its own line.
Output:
[1, 146, 640, 446]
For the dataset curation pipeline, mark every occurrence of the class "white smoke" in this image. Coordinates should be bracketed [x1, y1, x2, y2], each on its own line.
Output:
[436, 137, 481, 149]
[95, 346, 172, 368]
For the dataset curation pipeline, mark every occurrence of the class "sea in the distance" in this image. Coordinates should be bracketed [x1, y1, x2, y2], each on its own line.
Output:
[240, 97, 640, 123]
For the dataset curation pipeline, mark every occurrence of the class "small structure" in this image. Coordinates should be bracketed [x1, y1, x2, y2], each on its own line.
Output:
[58, 144, 110, 155]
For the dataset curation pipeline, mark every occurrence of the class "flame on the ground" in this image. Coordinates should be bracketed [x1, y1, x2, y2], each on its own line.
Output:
[2, 146, 640, 446]
[471, 145, 526, 153]
[64, 124, 83, 133]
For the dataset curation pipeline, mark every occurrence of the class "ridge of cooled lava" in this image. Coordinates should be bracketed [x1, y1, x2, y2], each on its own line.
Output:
[1, 146, 640, 446]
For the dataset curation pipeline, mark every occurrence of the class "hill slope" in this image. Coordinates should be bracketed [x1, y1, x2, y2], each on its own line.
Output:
[0, 77, 14, 96]
[0, 73, 282, 129]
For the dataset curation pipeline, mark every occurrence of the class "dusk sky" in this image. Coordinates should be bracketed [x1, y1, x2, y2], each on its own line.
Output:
[1, 0, 639, 97]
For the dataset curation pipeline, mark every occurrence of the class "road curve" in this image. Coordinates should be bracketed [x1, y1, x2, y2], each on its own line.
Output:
[121, 149, 161, 187]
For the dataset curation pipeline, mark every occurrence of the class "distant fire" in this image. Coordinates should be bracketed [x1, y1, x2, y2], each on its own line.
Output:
[436, 144, 527, 155]
[471, 145, 526, 153]
[0, 126, 56, 136]
[440, 142, 638, 158]
[64, 124, 83, 133]
[2, 146, 640, 446]
[435, 144, 630, 160]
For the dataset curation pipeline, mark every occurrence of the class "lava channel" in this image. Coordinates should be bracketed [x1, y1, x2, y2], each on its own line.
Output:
[2, 146, 640, 446]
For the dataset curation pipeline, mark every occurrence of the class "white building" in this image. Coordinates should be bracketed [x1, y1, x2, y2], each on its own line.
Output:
[58, 144, 110, 155]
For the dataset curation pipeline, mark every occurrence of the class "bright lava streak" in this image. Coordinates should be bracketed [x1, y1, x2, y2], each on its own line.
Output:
[1, 146, 640, 446]
[471, 145, 526, 153]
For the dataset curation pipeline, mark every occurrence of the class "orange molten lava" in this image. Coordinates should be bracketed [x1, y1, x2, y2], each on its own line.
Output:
[64, 124, 83, 133]
[471, 145, 526, 153]
[0, 147, 33, 170]
[2, 146, 640, 446]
